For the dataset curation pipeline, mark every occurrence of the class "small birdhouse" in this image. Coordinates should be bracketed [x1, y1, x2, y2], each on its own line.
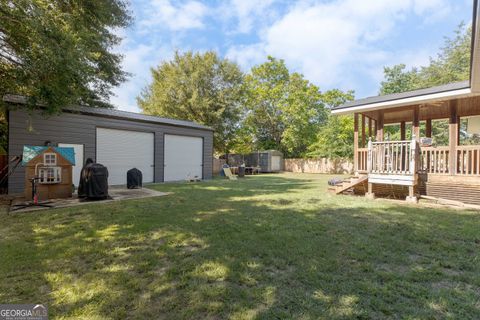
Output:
[22, 146, 75, 200]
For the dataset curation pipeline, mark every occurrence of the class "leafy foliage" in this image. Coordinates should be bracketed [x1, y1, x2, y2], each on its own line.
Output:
[379, 23, 471, 146]
[307, 115, 354, 159]
[138, 51, 244, 153]
[379, 64, 422, 95]
[281, 73, 330, 157]
[420, 23, 471, 87]
[240, 56, 345, 158]
[0, 0, 131, 112]
[307, 90, 355, 159]
[241, 57, 290, 153]
[380, 23, 471, 95]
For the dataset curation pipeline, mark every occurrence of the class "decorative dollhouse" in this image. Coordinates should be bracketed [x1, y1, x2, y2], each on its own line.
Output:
[22, 146, 75, 200]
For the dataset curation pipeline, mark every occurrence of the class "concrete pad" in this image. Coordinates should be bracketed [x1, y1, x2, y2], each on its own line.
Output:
[9, 186, 168, 213]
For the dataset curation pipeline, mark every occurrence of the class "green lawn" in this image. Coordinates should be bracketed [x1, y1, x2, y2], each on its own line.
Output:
[1, 173, 479, 319]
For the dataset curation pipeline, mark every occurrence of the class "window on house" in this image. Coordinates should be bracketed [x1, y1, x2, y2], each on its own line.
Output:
[38, 167, 61, 184]
[460, 116, 480, 145]
[44, 153, 57, 166]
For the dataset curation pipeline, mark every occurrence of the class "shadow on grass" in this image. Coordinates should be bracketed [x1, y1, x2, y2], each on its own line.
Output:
[0, 174, 479, 319]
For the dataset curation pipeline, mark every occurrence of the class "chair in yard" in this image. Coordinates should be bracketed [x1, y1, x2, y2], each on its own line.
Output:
[223, 167, 237, 180]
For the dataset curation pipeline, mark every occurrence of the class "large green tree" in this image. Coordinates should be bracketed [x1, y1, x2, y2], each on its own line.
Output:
[307, 115, 355, 159]
[0, 0, 131, 112]
[241, 56, 289, 153]
[380, 23, 471, 95]
[137, 51, 244, 153]
[241, 56, 334, 158]
[379, 23, 471, 146]
[307, 90, 355, 159]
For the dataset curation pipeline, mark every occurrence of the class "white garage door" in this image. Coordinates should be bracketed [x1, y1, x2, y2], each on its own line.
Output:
[164, 134, 203, 181]
[96, 128, 154, 185]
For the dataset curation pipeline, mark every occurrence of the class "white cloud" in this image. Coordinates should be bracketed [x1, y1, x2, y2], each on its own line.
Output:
[226, 0, 453, 96]
[140, 0, 208, 31]
[110, 43, 172, 112]
[413, 0, 452, 23]
[220, 0, 277, 33]
[413, 0, 447, 15]
[109, 0, 210, 112]
[226, 43, 266, 70]
[109, 0, 463, 111]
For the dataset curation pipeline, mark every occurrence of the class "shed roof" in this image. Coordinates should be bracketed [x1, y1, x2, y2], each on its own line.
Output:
[22, 146, 76, 166]
[3, 94, 213, 131]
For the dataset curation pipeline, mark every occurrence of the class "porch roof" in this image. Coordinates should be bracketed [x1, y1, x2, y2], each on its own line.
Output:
[332, 81, 472, 115]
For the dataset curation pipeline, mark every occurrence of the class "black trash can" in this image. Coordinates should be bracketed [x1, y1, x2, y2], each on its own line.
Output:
[127, 168, 142, 189]
[238, 166, 245, 178]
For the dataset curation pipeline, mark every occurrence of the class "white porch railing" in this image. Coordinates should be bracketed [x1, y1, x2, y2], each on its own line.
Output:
[356, 148, 368, 172]
[420, 147, 449, 174]
[364, 138, 480, 178]
[367, 138, 417, 175]
[456, 145, 480, 175]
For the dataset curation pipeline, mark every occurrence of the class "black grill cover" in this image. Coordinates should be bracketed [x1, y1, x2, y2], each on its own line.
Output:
[78, 163, 109, 199]
[127, 168, 142, 189]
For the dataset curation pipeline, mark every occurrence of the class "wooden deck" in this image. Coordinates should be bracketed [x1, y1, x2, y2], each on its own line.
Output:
[356, 139, 480, 204]
[350, 95, 480, 204]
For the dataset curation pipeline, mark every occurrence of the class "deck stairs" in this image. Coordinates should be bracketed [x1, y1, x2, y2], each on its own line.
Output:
[328, 175, 368, 194]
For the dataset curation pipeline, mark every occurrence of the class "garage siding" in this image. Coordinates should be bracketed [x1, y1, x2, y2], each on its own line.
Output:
[8, 109, 213, 194]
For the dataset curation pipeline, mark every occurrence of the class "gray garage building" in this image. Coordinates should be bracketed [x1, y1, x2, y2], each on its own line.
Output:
[4, 95, 213, 194]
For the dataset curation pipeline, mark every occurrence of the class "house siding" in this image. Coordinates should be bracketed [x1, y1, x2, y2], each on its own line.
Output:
[8, 109, 213, 194]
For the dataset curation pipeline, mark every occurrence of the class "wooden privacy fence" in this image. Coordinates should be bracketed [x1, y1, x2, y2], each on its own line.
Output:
[284, 158, 353, 174]
[214, 157, 354, 175]
[213, 158, 226, 174]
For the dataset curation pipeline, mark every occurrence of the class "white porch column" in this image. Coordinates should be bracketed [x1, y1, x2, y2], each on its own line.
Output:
[406, 134, 418, 203]
[366, 137, 375, 199]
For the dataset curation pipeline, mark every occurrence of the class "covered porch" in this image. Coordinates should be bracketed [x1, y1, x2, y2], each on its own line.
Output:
[353, 94, 480, 204]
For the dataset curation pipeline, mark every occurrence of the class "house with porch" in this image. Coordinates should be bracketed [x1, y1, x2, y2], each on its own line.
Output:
[331, 2, 480, 206]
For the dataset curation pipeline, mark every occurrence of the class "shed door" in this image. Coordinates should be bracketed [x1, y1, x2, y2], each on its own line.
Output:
[164, 134, 203, 181]
[58, 143, 84, 187]
[96, 128, 154, 185]
[271, 155, 281, 171]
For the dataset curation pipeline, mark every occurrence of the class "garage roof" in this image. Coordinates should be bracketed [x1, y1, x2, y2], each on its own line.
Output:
[3, 94, 213, 131]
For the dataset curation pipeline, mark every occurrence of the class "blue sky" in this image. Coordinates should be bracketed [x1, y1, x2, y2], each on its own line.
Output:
[111, 0, 474, 112]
